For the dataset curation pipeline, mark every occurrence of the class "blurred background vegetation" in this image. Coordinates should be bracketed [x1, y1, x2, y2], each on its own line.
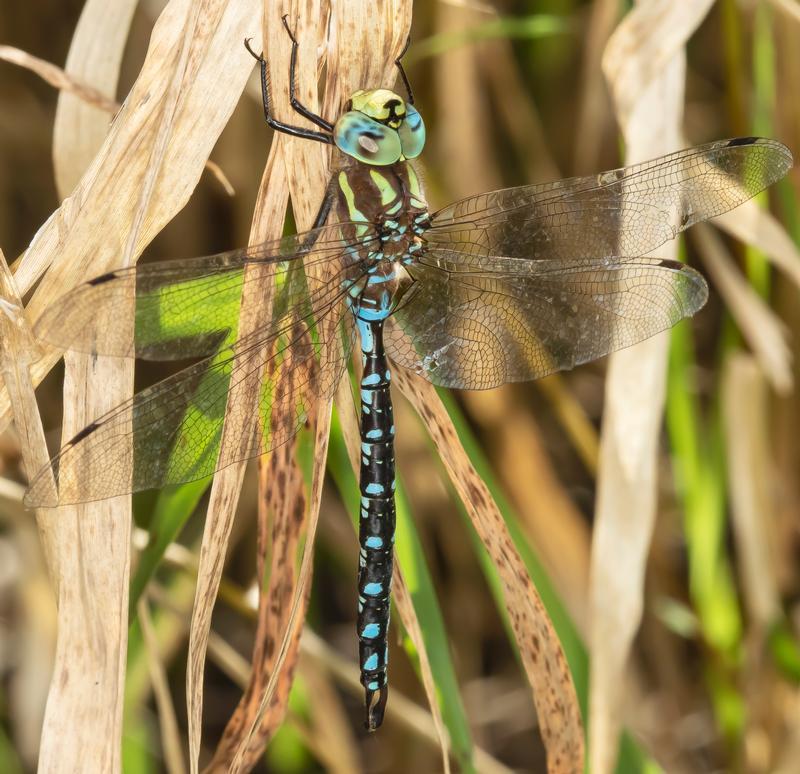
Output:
[1, 0, 799, 772]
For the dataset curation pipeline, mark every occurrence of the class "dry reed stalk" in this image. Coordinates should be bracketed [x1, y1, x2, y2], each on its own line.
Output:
[590, 2, 714, 772]
[722, 354, 781, 630]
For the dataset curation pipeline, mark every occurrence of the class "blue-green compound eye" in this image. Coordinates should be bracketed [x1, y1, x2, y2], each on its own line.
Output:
[397, 105, 425, 159]
[334, 112, 402, 165]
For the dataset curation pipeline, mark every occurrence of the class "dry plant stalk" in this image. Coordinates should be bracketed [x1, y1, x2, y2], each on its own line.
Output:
[393, 367, 585, 773]
[590, 1, 713, 772]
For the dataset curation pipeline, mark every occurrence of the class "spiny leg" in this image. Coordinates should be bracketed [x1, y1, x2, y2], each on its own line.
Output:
[243, 31, 332, 144]
[280, 15, 334, 132]
[394, 33, 414, 105]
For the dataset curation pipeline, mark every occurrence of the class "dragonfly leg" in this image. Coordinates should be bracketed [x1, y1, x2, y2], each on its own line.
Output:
[243, 35, 332, 144]
[281, 15, 335, 132]
[394, 33, 414, 105]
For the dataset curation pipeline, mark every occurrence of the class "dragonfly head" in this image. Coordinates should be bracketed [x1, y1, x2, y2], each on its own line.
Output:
[334, 89, 425, 165]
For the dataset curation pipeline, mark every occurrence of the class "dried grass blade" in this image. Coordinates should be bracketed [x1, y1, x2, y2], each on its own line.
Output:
[0, 250, 51, 505]
[392, 567, 452, 773]
[392, 367, 584, 773]
[197, 6, 333, 769]
[0, 43, 234, 198]
[0, 45, 118, 115]
[722, 354, 781, 629]
[591, 3, 713, 771]
[52, 0, 138, 196]
[8, 0, 261, 768]
[715, 203, 800, 292]
[185, 140, 289, 773]
[461, 389, 591, 634]
[601, 0, 715, 127]
[204, 430, 310, 771]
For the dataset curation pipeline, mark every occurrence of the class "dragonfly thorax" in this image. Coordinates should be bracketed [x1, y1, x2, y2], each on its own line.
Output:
[334, 89, 426, 165]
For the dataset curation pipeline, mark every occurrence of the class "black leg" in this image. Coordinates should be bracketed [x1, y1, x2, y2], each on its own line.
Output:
[281, 16, 335, 132]
[395, 33, 414, 105]
[293, 178, 336, 257]
[310, 180, 335, 229]
[244, 36, 333, 144]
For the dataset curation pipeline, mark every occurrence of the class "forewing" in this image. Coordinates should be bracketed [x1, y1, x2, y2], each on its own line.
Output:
[385, 251, 707, 389]
[33, 223, 376, 360]
[427, 138, 793, 261]
[25, 281, 357, 507]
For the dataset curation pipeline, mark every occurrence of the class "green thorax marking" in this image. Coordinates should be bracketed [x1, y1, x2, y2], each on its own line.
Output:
[336, 163, 427, 225]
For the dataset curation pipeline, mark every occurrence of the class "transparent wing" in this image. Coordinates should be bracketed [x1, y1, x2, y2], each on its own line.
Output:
[427, 138, 793, 261]
[34, 223, 378, 360]
[25, 282, 357, 507]
[385, 251, 707, 389]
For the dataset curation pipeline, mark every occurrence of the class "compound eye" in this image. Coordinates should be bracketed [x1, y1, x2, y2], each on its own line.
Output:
[397, 105, 425, 159]
[333, 112, 402, 165]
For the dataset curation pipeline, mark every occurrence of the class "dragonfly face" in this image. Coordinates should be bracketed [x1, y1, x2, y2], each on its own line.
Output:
[24, 18, 793, 734]
[333, 88, 426, 165]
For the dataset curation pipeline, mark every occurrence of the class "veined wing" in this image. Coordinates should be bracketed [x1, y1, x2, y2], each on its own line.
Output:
[25, 278, 358, 507]
[427, 138, 793, 261]
[34, 223, 378, 360]
[385, 250, 707, 389]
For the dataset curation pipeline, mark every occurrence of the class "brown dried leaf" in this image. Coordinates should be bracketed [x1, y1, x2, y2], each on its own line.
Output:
[461, 389, 591, 636]
[0, 0, 260, 429]
[393, 366, 585, 774]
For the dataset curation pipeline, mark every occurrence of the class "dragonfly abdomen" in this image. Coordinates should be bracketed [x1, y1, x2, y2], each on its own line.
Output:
[354, 314, 396, 731]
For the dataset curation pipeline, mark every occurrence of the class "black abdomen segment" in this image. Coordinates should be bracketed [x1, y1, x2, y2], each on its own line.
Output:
[355, 318, 396, 731]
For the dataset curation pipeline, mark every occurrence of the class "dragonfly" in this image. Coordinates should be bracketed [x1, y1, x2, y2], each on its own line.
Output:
[25, 18, 792, 730]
